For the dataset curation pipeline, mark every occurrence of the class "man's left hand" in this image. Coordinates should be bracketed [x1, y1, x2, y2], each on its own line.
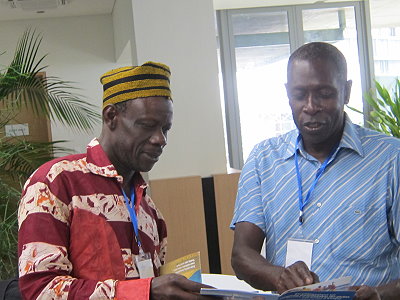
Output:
[351, 285, 381, 300]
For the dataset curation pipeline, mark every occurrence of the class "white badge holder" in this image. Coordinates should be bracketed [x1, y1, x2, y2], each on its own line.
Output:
[135, 248, 155, 278]
[285, 238, 314, 269]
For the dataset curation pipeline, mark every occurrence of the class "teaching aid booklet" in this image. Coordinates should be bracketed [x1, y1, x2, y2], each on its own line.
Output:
[200, 276, 356, 299]
[159, 251, 202, 283]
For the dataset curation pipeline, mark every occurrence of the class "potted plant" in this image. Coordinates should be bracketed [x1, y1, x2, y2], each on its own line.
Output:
[362, 79, 400, 138]
[347, 79, 400, 138]
[0, 29, 100, 279]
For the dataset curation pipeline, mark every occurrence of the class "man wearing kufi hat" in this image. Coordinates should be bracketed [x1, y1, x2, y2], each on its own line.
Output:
[18, 62, 211, 299]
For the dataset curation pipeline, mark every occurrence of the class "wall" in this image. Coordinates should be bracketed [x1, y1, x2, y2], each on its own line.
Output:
[130, 0, 228, 180]
[0, 0, 228, 180]
[112, 0, 136, 65]
[0, 15, 117, 154]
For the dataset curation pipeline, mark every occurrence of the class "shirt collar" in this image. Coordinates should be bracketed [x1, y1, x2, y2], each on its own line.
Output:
[339, 115, 364, 157]
[85, 138, 120, 180]
[284, 114, 364, 160]
[283, 130, 298, 160]
[85, 138, 148, 188]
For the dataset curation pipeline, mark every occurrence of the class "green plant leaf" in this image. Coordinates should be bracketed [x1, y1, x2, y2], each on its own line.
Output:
[349, 79, 400, 138]
[0, 189, 18, 279]
[0, 138, 71, 180]
[0, 28, 101, 132]
[0, 28, 102, 276]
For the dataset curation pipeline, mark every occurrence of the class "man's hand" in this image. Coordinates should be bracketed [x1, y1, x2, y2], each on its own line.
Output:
[150, 273, 213, 299]
[350, 285, 381, 300]
[275, 261, 319, 294]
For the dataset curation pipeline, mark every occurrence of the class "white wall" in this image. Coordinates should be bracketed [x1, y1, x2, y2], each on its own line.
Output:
[112, 0, 136, 65]
[0, 14, 117, 154]
[0, 0, 228, 180]
[130, 0, 228, 180]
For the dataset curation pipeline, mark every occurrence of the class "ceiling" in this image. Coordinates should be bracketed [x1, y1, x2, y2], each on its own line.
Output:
[0, 0, 115, 21]
[0, 0, 398, 27]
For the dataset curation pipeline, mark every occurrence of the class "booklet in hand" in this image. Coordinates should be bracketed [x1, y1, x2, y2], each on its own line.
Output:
[159, 251, 202, 283]
[200, 276, 356, 299]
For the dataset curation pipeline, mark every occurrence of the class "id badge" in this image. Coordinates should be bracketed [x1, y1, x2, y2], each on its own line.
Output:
[135, 249, 155, 279]
[285, 238, 314, 269]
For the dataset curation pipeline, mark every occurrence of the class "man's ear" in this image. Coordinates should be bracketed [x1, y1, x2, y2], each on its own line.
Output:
[102, 105, 118, 130]
[344, 80, 352, 105]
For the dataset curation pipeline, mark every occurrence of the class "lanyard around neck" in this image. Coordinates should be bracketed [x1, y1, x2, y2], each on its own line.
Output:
[121, 186, 141, 247]
[294, 135, 337, 225]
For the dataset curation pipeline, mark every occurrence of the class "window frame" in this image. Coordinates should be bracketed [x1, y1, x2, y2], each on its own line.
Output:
[217, 1, 375, 169]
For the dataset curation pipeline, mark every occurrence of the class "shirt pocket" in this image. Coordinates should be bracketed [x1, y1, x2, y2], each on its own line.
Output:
[329, 203, 389, 263]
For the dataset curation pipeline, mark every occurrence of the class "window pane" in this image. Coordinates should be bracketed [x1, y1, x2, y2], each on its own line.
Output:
[302, 6, 363, 125]
[232, 11, 294, 160]
[221, 4, 369, 167]
[371, 27, 400, 90]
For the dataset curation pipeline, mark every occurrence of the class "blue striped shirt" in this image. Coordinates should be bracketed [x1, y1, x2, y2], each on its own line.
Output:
[231, 117, 400, 286]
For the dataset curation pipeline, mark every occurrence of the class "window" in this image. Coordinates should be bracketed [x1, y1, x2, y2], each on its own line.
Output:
[371, 27, 400, 89]
[217, 1, 375, 169]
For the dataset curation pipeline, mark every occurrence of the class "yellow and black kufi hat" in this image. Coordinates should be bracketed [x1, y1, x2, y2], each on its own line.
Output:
[100, 61, 172, 108]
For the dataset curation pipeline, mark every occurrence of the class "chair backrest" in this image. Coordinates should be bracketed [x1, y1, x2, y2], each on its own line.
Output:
[0, 278, 21, 300]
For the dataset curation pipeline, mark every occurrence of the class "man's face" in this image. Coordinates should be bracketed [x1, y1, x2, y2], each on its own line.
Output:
[286, 59, 351, 146]
[110, 96, 173, 173]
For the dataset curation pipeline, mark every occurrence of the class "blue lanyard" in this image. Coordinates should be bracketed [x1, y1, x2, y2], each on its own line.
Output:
[121, 187, 141, 247]
[294, 135, 337, 225]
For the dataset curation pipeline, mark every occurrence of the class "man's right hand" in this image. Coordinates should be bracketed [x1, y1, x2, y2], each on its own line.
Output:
[150, 273, 213, 299]
[275, 261, 319, 294]
[232, 222, 319, 293]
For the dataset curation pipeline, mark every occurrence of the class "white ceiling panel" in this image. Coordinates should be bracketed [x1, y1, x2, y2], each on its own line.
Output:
[0, 0, 115, 21]
[0, 0, 398, 27]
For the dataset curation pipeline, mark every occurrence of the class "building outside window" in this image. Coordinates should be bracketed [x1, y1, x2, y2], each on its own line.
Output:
[217, 0, 398, 169]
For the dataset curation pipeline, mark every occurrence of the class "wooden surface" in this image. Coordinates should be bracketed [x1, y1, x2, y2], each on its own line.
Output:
[213, 172, 240, 275]
[149, 176, 210, 273]
[0, 72, 51, 143]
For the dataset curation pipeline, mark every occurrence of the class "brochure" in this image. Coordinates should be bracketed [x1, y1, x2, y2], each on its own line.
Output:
[200, 276, 356, 299]
[159, 251, 202, 283]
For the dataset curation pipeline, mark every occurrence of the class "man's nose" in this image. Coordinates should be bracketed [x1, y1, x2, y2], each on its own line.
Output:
[150, 129, 167, 146]
[303, 94, 321, 114]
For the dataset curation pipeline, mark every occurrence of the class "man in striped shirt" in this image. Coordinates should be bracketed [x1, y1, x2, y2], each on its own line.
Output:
[231, 42, 400, 300]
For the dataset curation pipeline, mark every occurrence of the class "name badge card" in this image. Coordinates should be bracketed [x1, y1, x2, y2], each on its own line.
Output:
[135, 250, 155, 279]
[285, 238, 314, 269]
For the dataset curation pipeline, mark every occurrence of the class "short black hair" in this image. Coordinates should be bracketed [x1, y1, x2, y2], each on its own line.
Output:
[287, 42, 348, 82]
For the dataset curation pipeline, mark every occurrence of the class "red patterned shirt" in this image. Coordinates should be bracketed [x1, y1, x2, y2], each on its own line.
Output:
[18, 138, 167, 299]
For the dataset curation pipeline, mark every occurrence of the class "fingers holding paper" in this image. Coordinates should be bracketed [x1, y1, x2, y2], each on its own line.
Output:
[349, 285, 381, 300]
[275, 261, 319, 294]
[150, 273, 214, 300]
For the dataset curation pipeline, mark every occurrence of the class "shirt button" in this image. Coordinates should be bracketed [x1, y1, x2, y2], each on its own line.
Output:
[314, 239, 320, 244]
[316, 203, 322, 208]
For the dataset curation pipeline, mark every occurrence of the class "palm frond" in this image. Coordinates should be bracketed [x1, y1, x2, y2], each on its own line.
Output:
[0, 138, 71, 180]
[0, 195, 18, 279]
[0, 177, 19, 280]
[0, 28, 101, 278]
[0, 28, 100, 132]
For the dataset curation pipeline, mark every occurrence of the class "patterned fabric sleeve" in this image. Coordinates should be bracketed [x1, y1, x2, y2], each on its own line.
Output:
[143, 195, 167, 266]
[18, 179, 152, 300]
